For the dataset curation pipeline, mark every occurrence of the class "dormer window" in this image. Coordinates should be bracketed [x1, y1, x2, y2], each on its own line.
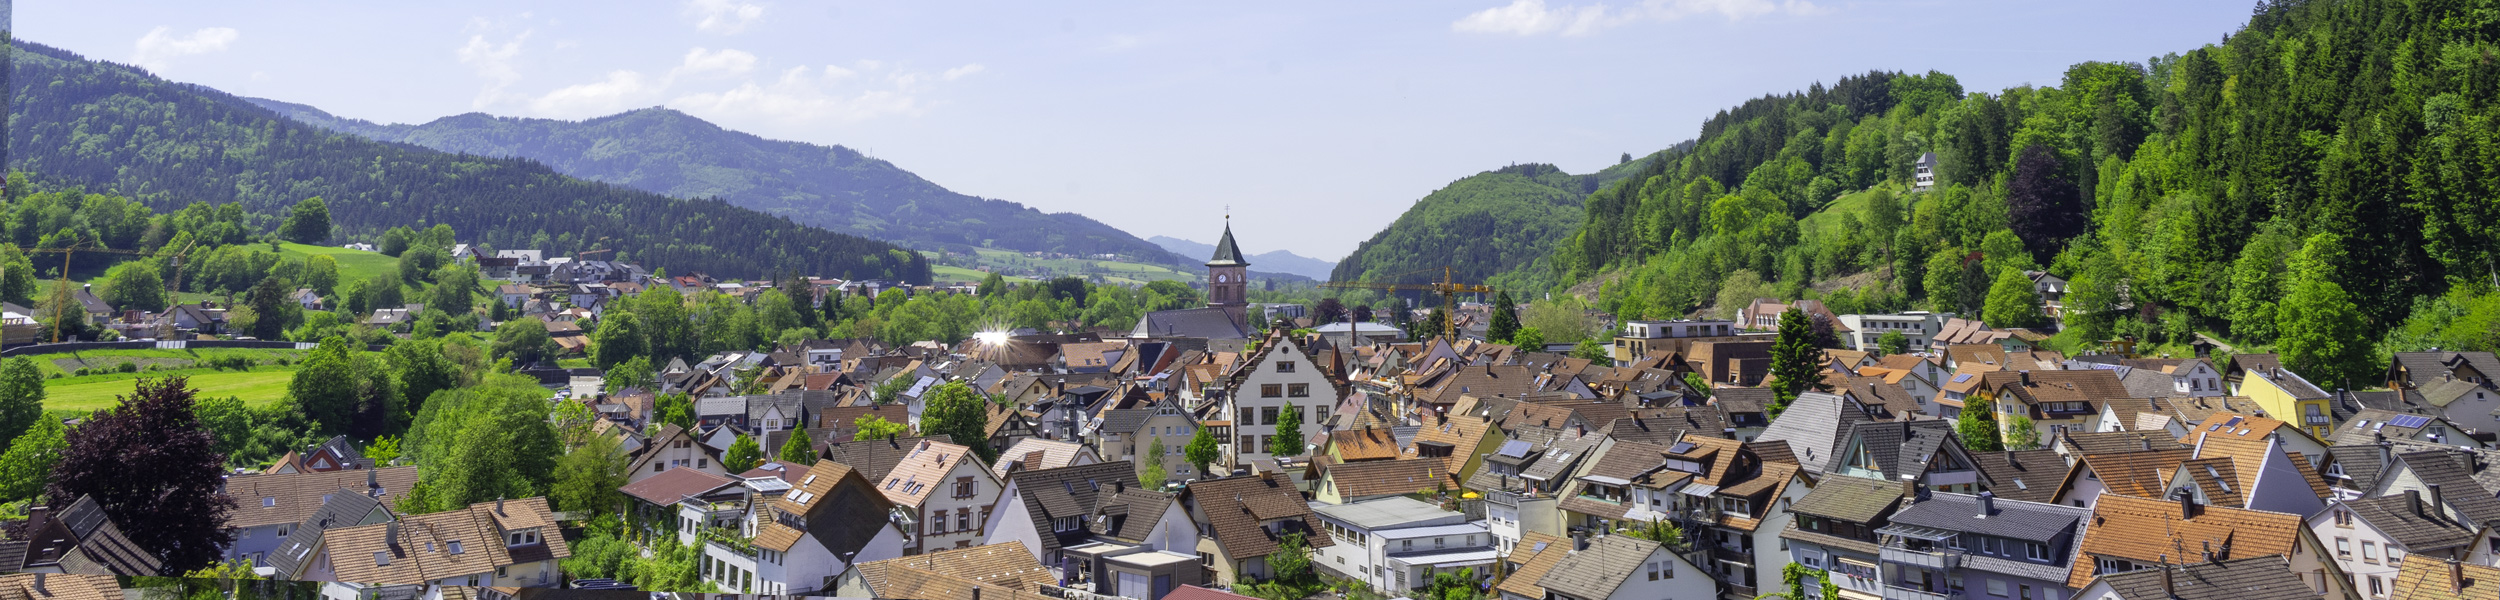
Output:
[508, 529, 540, 546]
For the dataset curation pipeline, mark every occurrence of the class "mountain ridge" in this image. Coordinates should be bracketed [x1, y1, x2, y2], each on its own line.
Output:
[1146, 236, 1337, 280]
[247, 98, 1192, 267]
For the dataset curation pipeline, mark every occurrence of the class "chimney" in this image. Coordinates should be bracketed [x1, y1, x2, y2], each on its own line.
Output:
[386, 521, 402, 551]
[2430, 484, 2447, 520]
[32, 573, 44, 596]
[496, 497, 506, 516]
[1977, 491, 1995, 518]
[2452, 560, 2467, 593]
[2201, 541, 2215, 564]
[2158, 555, 2175, 596]
[1116, 480, 1126, 493]
[2177, 491, 2197, 519]
[973, 586, 983, 600]
[368, 468, 382, 497]
[2409, 489, 2426, 519]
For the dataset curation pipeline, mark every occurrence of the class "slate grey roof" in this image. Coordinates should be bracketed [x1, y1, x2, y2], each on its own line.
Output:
[1519, 433, 1602, 482]
[1968, 449, 2065, 504]
[2391, 449, 2500, 526]
[2341, 493, 2477, 553]
[1535, 535, 1661, 600]
[696, 396, 747, 418]
[1842, 420, 1957, 480]
[1134, 308, 1249, 340]
[2325, 445, 2394, 492]
[2329, 389, 2436, 425]
[1891, 492, 2087, 544]
[2057, 431, 2187, 456]
[1206, 223, 1249, 267]
[1008, 461, 1145, 556]
[1754, 392, 1862, 473]
[1096, 409, 1155, 435]
[2392, 352, 2500, 388]
[266, 488, 391, 577]
[2088, 556, 2308, 600]
[1713, 388, 1775, 415]
[1788, 474, 1902, 524]
[2332, 409, 2463, 447]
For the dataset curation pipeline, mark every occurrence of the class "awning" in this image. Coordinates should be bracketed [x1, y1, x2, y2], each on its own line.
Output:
[1680, 484, 1721, 497]
[1874, 523, 1961, 542]
[1581, 475, 1632, 486]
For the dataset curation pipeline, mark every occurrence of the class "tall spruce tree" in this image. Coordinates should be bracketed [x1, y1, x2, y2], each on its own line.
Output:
[1487, 291, 1521, 344]
[1765, 308, 1828, 417]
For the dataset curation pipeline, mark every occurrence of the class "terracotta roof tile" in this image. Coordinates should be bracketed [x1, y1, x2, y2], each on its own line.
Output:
[2068, 494, 2306, 589]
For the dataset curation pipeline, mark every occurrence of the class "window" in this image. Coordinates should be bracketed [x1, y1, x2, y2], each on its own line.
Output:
[697, 458, 708, 468]
[1288, 384, 1310, 398]
[2363, 541, 2379, 563]
[1318, 406, 1330, 421]
[1402, 540, 1413, 551]
[1239, 408, 1253, 423]
[263, 497, 277, 507]
[1199, 552, 1214, 567]
[1261, 435, 1274, 454]
[2335, 510, 2353, 526]
[1276, 361, 1296, 373]
[2337, 538, 2351, 558]
[931, 510, 948, 534]
[959, 508, 971, 531]
[448, 541, 464, 555]
[2025, 542, 2048, 561]
[956, 477, 976, 498]
[1261, 384, 1283, 398]
[1262, 407, 1279, 424]
[1987, 579, 2008, 597]
[1435, 537, 1446, 549]
[1241, 435, 1255, 449]
[2369, 575, 2384, 598]
[1648, 562, 1661, 581]
[1982, 537, 2002, 555]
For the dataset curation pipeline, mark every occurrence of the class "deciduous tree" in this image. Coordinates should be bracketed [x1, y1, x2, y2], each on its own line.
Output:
[778, 427, 815, 464]
[1185, 425, 1219, 478]
[723, 433, 762, 474]
[0, 358, 45, 449]
[919, 382, 994, 462]
[1272, 403, 1305, 458]
[49, 377, 235, 571]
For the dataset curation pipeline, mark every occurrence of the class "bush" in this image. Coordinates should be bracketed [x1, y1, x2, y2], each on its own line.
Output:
[117, 362, 138, 373]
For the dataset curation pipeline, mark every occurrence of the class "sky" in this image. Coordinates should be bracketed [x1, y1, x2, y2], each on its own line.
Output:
[18, 0, 2255, 260]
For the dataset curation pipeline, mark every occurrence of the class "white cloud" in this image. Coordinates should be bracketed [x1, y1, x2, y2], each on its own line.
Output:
[676, 47, 759, 76]
[943, 64, 986, 81]
[1451, 0, 1610, 36]
[130, 26, 240, 72]
[457, 30, 531, 109]
[822, 65, 858, 81]
[685, 0, 766, 34]
[530, 70, 658, 117]
[1452, 0, 1818, 37]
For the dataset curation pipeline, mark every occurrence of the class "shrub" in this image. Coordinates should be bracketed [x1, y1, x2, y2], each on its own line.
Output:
[117, 362, 139, 373]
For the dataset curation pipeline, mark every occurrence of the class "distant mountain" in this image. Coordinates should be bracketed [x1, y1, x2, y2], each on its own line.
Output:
[249, 99, 1189, 266]
[1330, 159, 1653, 289]
[1149, 236, 1336, 280]
[8, 41, 926, 281]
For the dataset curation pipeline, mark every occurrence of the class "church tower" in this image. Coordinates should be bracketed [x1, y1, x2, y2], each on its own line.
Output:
[1206, 219, 1251, 332]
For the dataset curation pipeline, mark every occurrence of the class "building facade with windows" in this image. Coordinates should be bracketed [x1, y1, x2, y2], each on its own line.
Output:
[1224, 335, 1336, 468]
[1310, 497, 1495, 596]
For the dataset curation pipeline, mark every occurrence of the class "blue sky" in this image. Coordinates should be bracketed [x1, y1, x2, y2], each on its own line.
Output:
[19, 0, 2253, 260]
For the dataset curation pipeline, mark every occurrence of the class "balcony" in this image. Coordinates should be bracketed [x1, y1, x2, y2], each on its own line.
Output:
[2306, 415, 2330, 426]
[1880, 546, 1964, 571]
[1883, 584, 1960, 600]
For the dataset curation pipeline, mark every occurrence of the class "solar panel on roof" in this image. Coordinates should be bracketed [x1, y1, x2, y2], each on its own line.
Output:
[2389, 414, 2433, 429]
[1497, 440, 1534, 458]
[2222, 416, 2244, 427]
[1952, 374, 1973, 383]
[1668, 442, 1697, 454]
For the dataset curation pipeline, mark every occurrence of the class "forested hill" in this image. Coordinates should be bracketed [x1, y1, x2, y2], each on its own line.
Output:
[1552, 0, 2500, 388]
[1330, 158, 1658, 289]
[249, 99, 1186, 265]
[8, 41, 929, 282]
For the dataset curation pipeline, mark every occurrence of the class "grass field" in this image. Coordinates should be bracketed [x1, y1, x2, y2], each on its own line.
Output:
[42, 369, 296, 412]
[277, 242, 400, 283]
[23, 347, 313, 411]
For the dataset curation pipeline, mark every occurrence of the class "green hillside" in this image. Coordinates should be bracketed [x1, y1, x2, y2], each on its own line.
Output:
[1549, 0, 2500, 386]
[251, 100, 1185, 266]
[1329, 158, 1656, 290]
[8, 41, 928, 282]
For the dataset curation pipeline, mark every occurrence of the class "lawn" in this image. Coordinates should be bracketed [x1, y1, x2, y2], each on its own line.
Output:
[25, 347, 308, 377]
[43, 369, 296, 412]
[931, 248, 1200, 286]
[277, 242, 400, 283]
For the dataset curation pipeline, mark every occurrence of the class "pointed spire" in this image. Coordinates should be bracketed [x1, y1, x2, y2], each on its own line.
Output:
[1208, 218, 1249, 268]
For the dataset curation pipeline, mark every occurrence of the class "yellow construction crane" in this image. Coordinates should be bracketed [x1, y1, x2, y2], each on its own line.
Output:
[1320, 266, 1494, 342]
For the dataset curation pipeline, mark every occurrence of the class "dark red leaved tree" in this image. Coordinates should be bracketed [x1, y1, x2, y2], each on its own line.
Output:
[47, 376, 236, 572]
[2006, 143, 2086, 262]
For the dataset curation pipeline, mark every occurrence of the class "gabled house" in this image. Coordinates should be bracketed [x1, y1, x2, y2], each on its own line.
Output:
[2064, 494, 2348, 597]
[2050, 448, 2196, 510]
[1524, 534, 1714, 600]
[1094, 396, 1206, 485]
[1185, 473, 1334, 586]
[3, 496, 164, 576]
[1780, 475, 1906, 599]
[2309, 489, 2499, 599]
[1831, 420, 1983, 494]
[980, 461, 1195, 578]
[262, 488, 396, 581]
[315, 497, 568, 589]
[2242, 365, 2337, 438]
[744, 460, 909, 595]
[1314, 458, 1456, 505]
[2334, 410, 2484, 450]
[991, 438, 1099, 481]
[221, 466, 418, 563]
[618, 467, 744, 546]
[1879, 490, 2091, 600]
[863, 438, 1001, 555]
[2387, 352, 2500, 391]
[625, 425, 729, 485]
